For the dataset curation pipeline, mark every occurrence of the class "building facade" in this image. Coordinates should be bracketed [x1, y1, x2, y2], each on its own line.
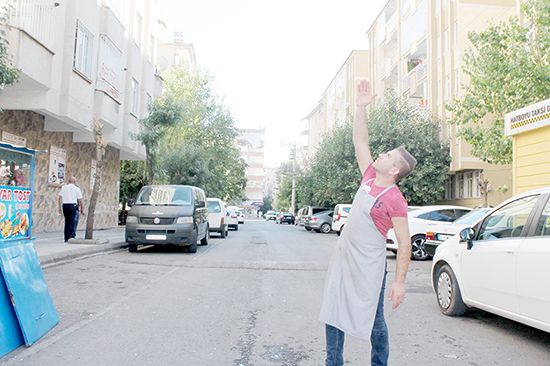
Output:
[365, 0, 517, 207]
[156, 31, 196, 73]
[301, 50, 369, 163]
[0, 0, 163, 232]
[236, 128, 266, 207]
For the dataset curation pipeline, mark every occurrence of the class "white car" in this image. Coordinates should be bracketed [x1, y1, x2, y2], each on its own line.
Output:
[236, 210, 245, 224]
[386, 205, 471, 260]
[207, 198, 229, 238]
[432, 187, 550, 333]
[265, 210, 277, 221]
[225, 207, 239, 230]
[332, 204, 352, 236]
[424, 208, 493, 257]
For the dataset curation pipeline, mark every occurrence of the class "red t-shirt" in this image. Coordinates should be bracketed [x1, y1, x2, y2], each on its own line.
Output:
[360, 164, 408, 237]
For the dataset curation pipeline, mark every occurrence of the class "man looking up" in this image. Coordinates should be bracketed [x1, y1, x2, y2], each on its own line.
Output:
[319, 80, 417, 366]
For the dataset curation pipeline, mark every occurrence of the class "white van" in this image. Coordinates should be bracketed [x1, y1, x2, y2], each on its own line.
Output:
[207, 198, 229, 238]
[332, 204, 352, 236]
[226, 206, 239, 230]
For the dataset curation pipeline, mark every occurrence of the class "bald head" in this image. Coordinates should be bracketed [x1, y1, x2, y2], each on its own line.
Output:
[68, 176, 77, 184]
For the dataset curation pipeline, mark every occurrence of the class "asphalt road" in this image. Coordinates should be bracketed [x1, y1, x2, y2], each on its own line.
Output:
[2, 220, 549, 365]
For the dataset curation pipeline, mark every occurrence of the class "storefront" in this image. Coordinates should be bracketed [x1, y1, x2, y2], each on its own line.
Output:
[505, 98, 550, 194]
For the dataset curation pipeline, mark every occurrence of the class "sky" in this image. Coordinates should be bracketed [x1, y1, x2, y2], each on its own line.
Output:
[158, 0, 387, 167]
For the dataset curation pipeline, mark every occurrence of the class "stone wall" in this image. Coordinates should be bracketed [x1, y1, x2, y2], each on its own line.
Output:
[0, 110, 121, 232]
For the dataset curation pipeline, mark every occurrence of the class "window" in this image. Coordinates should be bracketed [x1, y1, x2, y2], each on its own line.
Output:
[473, 171, 481, 198]
[430, 209, 456, 222]
[207, 201, 221, 213]
[131, 78, 139, 116]
[478, 195, 539, 240]
[466, 172, 473, 198]
[455, 173, 464, 199]
[534, 198, 550, 236]
[134, 13, 142, 48]
[444, 177, 453, 200]
[73, 21, 93, 79]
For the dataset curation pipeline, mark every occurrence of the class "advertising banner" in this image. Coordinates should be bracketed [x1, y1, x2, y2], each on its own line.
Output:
[0, 186, 31, 241]
[505, 98, 550, 136]
[48, 145, 66, 185]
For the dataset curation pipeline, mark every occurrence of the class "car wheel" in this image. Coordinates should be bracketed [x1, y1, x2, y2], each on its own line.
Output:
[320, 223, 331, 234]
[411, 234, 430, 260]
[435, 264, 467, 316]
[188, 230, 198, 253]
[201, 228, 209, 245]
[220, 226, 226, 239]
[305, 227, 312, 231]
[337, 225, 344, 236]
[128, 244, 137, 253]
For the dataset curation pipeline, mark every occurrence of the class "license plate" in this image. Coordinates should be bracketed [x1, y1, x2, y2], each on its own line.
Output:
[437, 234, 453, 241]
[146, 234, 166, 240]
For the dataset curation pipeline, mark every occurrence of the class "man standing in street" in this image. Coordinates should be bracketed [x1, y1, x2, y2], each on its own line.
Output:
[58, 176, 85, 242]
[319, 80, 417, 366]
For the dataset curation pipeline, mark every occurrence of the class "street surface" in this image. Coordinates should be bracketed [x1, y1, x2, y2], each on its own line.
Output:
[2, 220, 549, 365]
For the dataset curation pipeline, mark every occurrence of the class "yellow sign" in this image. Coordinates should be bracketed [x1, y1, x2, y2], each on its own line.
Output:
[505, 99, 550, 136]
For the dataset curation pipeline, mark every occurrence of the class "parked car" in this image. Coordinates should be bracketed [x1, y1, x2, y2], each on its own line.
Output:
[207, 198, 229, 238]
[265, 210, 278, 221]
[297, 206, 329, 228]
[305, 210, 334, 233]
[225, 207, 239, 230]
[432, 187, 550, 333]
[236, 210, 245, 224]
[332, 204, 352, 236]
[125, 185, 209, 253]
[424, 208, 492, 256]
[386, 205, 471, 260]
[276, 212, 295, 224]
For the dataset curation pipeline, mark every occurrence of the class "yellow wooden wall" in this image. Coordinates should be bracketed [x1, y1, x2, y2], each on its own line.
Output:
[513, 125, 550, 194]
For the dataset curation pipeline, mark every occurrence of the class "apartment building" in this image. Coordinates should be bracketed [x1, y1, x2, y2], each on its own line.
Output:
[366, 0, 517, 207]
[0, 0, 163, 231]
[301, 50, 369, 162]
[237, 128, 266, 207]
[156, 31, 196, 73]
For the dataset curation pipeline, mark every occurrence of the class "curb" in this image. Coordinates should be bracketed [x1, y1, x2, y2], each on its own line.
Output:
[38, 241, 127, 266]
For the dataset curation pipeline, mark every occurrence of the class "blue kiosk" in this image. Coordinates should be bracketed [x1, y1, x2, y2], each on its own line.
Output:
[0, 142, 58, 358]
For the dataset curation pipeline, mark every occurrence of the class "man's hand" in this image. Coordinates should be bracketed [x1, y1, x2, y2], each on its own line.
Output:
[388, 282, 406, 310]
[356, 79, 374, 107]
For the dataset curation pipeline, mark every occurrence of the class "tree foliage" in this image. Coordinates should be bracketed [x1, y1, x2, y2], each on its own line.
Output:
[157, 69, 247, 201]
[448, 0, 550, 164]
[286, 92, 451, 207]
[119, 160, 148, 202]
[0, 2, 19, 87]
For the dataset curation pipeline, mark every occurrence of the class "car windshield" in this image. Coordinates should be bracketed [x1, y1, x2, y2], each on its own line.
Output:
[453, 208, 492, 225]
[207, 201, 221, 213]
[135, 186, 192, 206]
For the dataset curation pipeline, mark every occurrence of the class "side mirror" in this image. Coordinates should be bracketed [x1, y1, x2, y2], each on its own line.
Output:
[127, 199, 135, 207]
[459, 228, 475, 250]
[197, 200, 206, 208]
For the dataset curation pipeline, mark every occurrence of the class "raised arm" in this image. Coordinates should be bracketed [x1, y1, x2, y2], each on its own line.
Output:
[354, 80, 374, 174]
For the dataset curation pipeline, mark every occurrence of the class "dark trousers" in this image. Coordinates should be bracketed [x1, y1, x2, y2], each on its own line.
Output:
[325, 270, 389, 366]
[62, 204, 78, 242]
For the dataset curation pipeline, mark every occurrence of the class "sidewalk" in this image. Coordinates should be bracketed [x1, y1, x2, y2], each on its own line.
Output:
[32, 226, 127, 266]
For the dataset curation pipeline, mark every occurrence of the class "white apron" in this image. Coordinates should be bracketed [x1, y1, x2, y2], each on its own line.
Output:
[319, 179, 395, 340]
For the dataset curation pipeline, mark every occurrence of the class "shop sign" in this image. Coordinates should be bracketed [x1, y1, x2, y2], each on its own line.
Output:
[1, 132, 26, 147]
[97, 35, 122, 101]
[505, 98, 550, 136]
[0, 186, 31, 241]
[48, 145, 66, 185]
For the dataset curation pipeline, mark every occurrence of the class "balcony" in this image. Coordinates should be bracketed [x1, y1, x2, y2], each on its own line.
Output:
[9, 0, 56, 51]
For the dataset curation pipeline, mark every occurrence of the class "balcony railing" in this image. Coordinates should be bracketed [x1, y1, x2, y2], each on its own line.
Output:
[9, 0, 55, 50]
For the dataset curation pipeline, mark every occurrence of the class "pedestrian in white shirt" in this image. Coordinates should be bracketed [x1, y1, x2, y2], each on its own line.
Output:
[58, 176, 85, 242]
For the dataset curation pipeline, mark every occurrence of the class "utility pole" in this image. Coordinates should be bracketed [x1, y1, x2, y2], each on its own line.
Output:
[283, 142, 297, 215]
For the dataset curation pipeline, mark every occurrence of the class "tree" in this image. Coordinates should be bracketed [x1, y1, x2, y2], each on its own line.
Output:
[448, 0, 550, 164]
[259, 196, 273, 213]
[0, 1, 19, 87]
[157, 69, 246, 201]
[275, 176, 292, 211]
[119, 160, 147, 202]
[134, 95, 182, 183]
[289, 92, 451, 207]
[85, 120, 106, 239]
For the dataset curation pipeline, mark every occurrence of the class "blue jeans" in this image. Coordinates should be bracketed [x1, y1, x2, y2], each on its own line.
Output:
[325, 271, 389, 366]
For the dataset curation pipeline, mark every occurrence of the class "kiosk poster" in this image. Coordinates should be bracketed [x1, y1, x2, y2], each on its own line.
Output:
[0, 186, 31, 241]
[48, 145, 66, 185]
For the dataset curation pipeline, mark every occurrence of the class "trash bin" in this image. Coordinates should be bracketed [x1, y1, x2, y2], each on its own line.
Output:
[0, 142, 58, 358]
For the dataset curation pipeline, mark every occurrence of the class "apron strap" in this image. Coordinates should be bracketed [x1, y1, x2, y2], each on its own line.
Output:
[374, 184, 395, 200]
